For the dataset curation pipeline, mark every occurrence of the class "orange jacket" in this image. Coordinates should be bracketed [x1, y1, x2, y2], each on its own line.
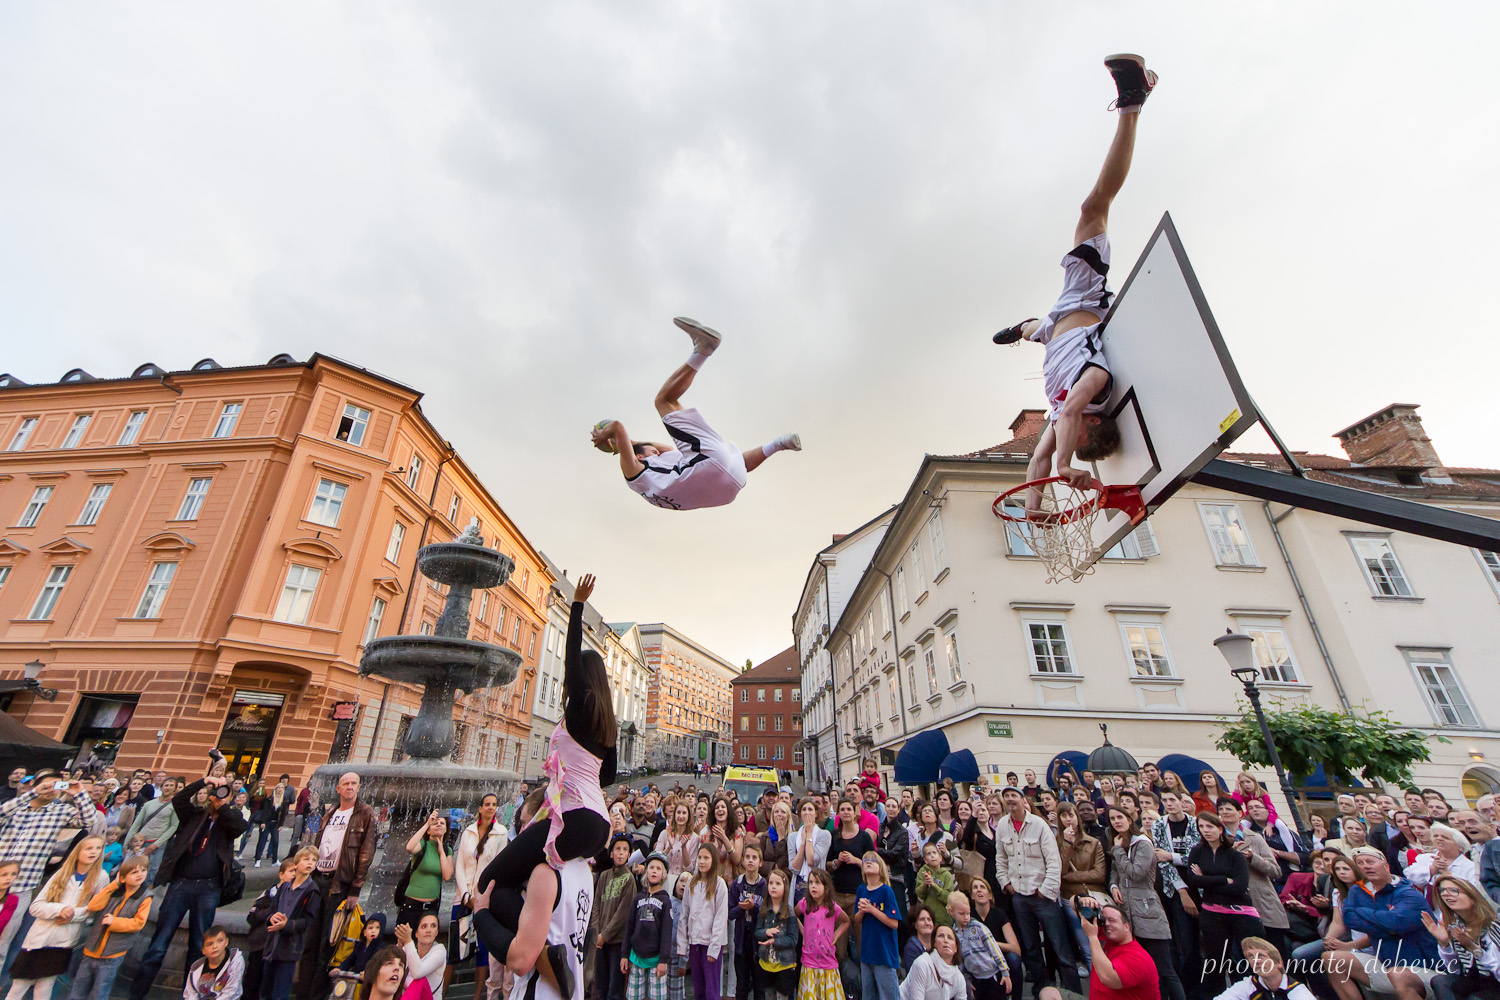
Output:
[82, 883, 153, 960]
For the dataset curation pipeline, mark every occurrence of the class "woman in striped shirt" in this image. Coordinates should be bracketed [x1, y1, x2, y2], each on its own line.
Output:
[1422, 874, 1500, 1000]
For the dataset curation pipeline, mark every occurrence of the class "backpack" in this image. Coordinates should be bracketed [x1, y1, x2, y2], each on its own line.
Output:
[219, 853, 245, 906]
[328, 898, 366, 965]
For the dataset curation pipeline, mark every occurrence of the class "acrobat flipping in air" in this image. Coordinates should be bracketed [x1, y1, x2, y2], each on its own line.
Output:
[992, 54, 1158, 512]
[591, 318, 801, 510]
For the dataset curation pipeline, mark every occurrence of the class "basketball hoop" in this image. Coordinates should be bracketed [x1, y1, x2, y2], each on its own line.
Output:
[993, 478, 1147, 583]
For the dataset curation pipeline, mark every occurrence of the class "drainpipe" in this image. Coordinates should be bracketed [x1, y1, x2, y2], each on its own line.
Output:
[824, 576, 842, 788]
[1260, 502, 1353, 714]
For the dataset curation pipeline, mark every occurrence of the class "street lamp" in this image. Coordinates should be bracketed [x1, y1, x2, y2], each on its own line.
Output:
[1214, 630, 1312, 847]
[0, 660, 59, 701]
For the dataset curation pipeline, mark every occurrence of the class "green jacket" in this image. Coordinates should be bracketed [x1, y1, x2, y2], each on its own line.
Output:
[914, 864, 956, 926]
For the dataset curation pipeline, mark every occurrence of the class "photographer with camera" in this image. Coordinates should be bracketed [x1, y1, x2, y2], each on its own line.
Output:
[1039, 899, 1162, 1000]
[0, 768, 97, 978]
[127, 748, 249, 1000]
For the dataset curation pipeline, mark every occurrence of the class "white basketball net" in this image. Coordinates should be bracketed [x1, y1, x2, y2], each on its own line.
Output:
[1014, 482, 1105, 584]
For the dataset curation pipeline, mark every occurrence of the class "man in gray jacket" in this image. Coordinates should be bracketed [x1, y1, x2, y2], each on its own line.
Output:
[125, 776, 180, 885]
[995, 786, 1080, 993]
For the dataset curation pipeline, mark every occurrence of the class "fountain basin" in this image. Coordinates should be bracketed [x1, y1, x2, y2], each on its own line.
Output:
[417, 542, 514, 590]
[360, 635, 521, 690]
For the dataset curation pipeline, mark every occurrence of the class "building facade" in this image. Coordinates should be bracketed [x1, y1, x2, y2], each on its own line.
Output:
[815, 405, 1500, 811]
[793, 512, 892, 790]
[604, 621, 650, 772]
[639, 623, 736, 772]
[0, 354, 551, 783]
[731, 647, 804, 773]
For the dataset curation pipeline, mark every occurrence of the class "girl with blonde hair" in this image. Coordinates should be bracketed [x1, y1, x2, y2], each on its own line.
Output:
[7, 835, 108, 999]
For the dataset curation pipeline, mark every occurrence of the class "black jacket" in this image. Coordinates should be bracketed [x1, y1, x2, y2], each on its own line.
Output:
[1182, 840, 1254, 909]
[623, 889, 674, 964]
[154, 779, 250, 887]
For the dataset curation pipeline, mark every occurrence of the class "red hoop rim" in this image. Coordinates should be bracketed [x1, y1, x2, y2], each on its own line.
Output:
[992, 477, 1147, 525]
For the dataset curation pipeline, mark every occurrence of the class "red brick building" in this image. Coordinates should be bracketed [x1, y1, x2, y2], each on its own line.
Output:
[731, 647, 803, 773]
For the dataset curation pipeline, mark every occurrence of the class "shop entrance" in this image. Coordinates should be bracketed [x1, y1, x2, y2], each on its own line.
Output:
[64, 695, 139, 768]
[215, 690, 285, 782]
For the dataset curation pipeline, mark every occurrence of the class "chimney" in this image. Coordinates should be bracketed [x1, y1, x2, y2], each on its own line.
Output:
[1009, 409, 1048, 442]
[1334, 404, 1445, 472]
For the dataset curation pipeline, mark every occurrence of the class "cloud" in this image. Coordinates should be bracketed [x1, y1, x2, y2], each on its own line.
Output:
[1, 2, 1497, 663]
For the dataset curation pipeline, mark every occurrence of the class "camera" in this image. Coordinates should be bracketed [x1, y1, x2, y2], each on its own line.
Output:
[1074, 896, 1098, 922]
[52, 780, 70, 792]
[207, 748, 225, 763]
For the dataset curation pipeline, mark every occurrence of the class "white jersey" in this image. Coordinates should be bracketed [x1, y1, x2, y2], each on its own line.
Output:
[626, 407, 746, 510]
[1029, 232, 1115, 422]
[510, 858, 594, 1000]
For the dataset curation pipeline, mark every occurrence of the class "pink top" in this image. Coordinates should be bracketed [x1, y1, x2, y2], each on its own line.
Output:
[1231, 790, 1278, 825]
[538, 722, 608, 869]
[797, 898, 841, 970]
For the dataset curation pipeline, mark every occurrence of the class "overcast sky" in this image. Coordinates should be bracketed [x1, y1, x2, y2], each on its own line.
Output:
[3, 4, 1496, 667]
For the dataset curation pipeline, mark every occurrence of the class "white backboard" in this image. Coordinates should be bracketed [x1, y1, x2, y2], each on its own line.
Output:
[1083, 213, 1258, 561]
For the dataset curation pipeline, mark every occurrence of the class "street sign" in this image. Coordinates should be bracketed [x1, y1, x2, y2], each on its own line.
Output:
[987, 721, 1013, 739]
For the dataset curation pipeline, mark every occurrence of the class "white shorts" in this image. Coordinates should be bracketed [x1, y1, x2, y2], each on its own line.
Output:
[1353, 952, 1440, 995]
[1030, 232, 1113, 346]
[626, 408, 747, 511]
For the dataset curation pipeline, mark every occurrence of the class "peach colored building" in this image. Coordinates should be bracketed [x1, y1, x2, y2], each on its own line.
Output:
[0, 354, 551, 785]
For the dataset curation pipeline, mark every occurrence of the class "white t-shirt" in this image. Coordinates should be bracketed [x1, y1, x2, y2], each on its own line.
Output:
[318, 807, 353, 873]
[901, 952, 966, 1000]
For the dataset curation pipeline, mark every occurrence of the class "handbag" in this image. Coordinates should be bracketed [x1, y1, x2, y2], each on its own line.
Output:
[220, 853, 245, 906]
[953, 848, 985, 877]
[448, 902, 476, 963]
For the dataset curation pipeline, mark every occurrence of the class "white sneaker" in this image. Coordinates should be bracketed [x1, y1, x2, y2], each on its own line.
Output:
[673, 316, 722, 357]
[254, 860, 261, 868]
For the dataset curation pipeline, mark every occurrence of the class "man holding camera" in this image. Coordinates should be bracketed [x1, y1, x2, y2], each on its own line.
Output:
[1040, 901, 1161, 1000]
[0, 769, 97, 975]
[128, 756, 248, 1000]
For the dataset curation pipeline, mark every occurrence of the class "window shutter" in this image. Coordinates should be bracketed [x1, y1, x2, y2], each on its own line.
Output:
[1131, 521, 1160, 558]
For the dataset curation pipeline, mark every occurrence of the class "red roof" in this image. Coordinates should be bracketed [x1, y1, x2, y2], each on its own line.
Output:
[731, 646, 800, 684]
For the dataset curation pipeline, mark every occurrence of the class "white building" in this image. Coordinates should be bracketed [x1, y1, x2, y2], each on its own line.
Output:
[811, 405, 1500, 812]
[530, 555, 611, 779]
[793, 510, 893, 791]
[604, 621, 650, 771]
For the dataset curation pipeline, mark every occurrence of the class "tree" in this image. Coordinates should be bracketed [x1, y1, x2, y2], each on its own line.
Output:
[1215, 701, 1433, 788]
[743, 659, 753, 673]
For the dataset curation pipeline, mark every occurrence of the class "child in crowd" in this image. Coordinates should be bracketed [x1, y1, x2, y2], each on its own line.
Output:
[0, 860, 20, 964]
[127, 833, 147, 859]
[183, 925, 245, 1000]
[245, 858, 297, 1000]
[593, 834, 639, 1000]
[754, 869, 800, 1000]
[342, 912, 390, 975]
[100, 829, 123, 876]
[796, 869, 849, 1000]
[70, 854, 153, 1000]
[947, 891, 1012, 1000]
[261, 847, 323, 1000]
[667, 872, 690, 1000]
[914, 843, 956, 927]
[676, 846, 729, 1000]
[853, 852, 902, 1000]
[728, 843, 767, 1000]
[9, 834, 107, 1000]
[623, 854, 675, 1000]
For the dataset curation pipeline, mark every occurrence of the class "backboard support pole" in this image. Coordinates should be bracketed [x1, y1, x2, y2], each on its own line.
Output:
[1191, 459, 1500, 550]
[1250, 399, 1307, 479]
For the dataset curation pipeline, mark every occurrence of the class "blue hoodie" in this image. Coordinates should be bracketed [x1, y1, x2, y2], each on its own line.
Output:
[1340, 876, 1439, 967]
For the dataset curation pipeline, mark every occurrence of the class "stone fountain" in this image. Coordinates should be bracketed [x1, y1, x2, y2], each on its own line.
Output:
[310, 522, 523, 915]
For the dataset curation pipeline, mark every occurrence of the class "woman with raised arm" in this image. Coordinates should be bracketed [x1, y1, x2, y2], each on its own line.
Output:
[476, 573, 616, 997]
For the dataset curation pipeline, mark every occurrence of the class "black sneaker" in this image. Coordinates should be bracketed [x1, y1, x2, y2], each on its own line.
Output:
[1104, 53, 1158, 111]
[993, 319, 1036, 345]
[546, 943, 575, 999]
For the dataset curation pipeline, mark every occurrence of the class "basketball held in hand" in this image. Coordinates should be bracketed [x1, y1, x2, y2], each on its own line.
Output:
[593, 419, 618, 453]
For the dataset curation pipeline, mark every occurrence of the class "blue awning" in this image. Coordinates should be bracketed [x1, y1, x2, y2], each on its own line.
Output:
[939, 749, 979, 784]
[1156, 754, 1224, 793]
[1291, 762, 1365, 801]
[1047, 751, 1088, 787]
[895, 729, 950, 785]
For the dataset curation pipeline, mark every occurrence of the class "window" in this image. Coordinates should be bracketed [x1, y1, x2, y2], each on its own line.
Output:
[895, 566, 910, 617]
[0, 566, 8, 592]
[336, 404, 370, 446]
[419, 620, 434, 636]
[307, 479, 348, 527]
[528, 631, 537, 657]
[792, 688, 800, 702]
[405, 455, 423, 490]
[273, 565, 321, 624]
[1026, 621, 1074, 674]
[793, 747, 804, 764]
[1405, 651, 1479, 728]
[117, 410, 146, 446]
[740, 688, 747, 703]
[740, 715, 749, 731]
[928, 514, 948, 573]
[774, 688, 783, 702]
[878, 591, 890, 635]
[773, 745, 784, 760]
[905, 657, 918, 704]
[364, 597, 386, 645]
[61, 414, 91, 449]
[924, 649, 938, 693]
[7, 418, 37, 452]
[175, 478, 211, 521]
[1103, 522, 1161, 560]
[1244, 627, 1299, 683]
[757, 745, 767, 760]
[211, 403, 242, 438]
[793, 714, 801, 731]
[386, 522, 406, 562]
[757, 715, 766, 731]
[740, 745, 750, 760]
[1350, 536, 1414, 597]
[511, 616, 521, 644]
[944, 631, 964, 683]
[29, 565, 71, 619]
[1121, 623, 1173, 677]
[133, 562, 177, 618]
[18, 486, 53, 527]
[447, 493, 461, 523]
[910, 540, 926, 596]
[757, 689, 766, 702]
[1479, 550, 1500, 599]
[1199, 502, 1258, 566]
[1000, 498, 1037, 556]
